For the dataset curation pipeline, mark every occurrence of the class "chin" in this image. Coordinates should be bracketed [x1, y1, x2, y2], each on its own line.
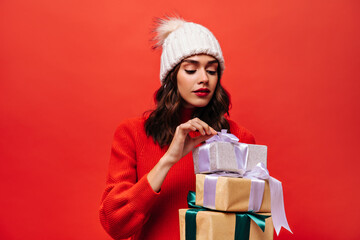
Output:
[189, 100, 210, 108]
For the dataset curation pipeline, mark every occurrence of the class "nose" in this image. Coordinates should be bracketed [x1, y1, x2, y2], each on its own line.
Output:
[198, 68, 209, 84]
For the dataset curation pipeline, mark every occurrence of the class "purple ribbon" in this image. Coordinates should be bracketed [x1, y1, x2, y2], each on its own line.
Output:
[203, 172, 242, 209]
[244, 163, 293, 235]
[234, 143, 248, 171]
[198, 144, 211, 172]
[203, 175, 218, 208]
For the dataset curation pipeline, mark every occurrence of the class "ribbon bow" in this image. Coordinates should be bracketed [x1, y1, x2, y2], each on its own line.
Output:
[244, 163, 293, 235]
[206, 129, 240, 143]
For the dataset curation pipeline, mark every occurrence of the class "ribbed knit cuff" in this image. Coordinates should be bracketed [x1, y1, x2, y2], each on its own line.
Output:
[129, 173, 160, 213]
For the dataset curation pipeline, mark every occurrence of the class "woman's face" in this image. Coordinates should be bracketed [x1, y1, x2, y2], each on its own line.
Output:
[176, 54, 219, 109]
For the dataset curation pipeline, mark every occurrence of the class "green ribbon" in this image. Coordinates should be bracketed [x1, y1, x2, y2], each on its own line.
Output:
[185, 191, 270, 240]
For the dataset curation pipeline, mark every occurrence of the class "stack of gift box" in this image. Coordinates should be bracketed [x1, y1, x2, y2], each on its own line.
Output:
[179, 130, 292, 240]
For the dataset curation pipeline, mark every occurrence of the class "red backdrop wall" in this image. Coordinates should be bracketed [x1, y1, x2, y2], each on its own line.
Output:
[1, 0, 359, 239]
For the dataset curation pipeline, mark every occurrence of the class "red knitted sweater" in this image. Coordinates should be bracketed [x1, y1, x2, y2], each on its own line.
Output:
[99, 111, 256, 240]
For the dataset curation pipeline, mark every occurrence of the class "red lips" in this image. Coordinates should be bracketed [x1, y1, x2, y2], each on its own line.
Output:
[193, 88, 210, 97]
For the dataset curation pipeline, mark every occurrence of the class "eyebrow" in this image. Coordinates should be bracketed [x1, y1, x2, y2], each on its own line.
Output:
[182, 59, 219, 65]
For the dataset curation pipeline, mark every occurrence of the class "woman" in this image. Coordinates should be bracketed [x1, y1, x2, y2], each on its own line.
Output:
[99, 17, 255, 240]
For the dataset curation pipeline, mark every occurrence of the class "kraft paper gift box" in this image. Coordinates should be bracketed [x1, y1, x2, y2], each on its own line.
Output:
[195, 174, 271, 213]
[179, 209, 273, 240]
[192, 130, 267, 174]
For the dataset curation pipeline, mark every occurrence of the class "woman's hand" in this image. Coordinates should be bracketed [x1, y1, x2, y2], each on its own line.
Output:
[164, 118, 217, 166]
[147, 118, 217, 192]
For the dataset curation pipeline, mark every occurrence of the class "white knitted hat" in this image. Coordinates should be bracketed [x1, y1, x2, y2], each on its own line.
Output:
[154, 17, 225, 83]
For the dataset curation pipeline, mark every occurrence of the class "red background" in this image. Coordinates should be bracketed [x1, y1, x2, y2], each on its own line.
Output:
[1, 0, 359, 239]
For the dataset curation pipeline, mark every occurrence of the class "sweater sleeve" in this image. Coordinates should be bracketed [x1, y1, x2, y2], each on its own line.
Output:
[228, 119, 256, 144]
[99, 119, 160, 239]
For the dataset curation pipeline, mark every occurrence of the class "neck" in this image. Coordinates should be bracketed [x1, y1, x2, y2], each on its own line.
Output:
[180, 107, 194, 123]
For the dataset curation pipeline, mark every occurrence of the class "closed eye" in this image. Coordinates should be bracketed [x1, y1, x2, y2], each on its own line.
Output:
[207, 70, 217, 75]
[185, 70, 196, 74]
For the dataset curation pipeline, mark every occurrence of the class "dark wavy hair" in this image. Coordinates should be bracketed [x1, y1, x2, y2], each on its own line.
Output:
[144, 60, 231, 147]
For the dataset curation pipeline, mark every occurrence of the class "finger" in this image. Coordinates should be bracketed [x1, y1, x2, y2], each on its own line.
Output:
[178, 122, 197, 133]
[188, 121, 207, 135]
[189, 120, 213, 136]
[189, 118, 212, 135]
[194, 119, 217, 135]
[191, 132, 216, 146]
[209, 126, 217, 135]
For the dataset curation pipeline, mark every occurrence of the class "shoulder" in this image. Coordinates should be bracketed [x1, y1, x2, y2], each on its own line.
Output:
[113, 116, 147, 139]
[116, 116, 146, 128]
[227, 119, 256, 144]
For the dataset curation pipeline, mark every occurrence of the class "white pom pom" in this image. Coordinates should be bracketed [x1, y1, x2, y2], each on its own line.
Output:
[153, 17, 186, 48]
